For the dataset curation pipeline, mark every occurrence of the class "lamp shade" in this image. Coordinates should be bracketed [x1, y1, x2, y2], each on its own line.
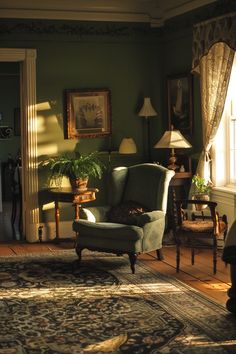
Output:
[119, 137, 137, 154]
[138, 97, 157, 117]
[154, 129, 192, 149]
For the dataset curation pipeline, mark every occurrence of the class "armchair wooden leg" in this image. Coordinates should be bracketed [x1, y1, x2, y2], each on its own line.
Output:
[128, 253, 137, 274]
[156, 249, 164, 261]
[75, 246, 82, 263]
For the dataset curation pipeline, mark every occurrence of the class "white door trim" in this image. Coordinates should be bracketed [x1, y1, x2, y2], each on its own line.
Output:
[0, 48, 39, 242]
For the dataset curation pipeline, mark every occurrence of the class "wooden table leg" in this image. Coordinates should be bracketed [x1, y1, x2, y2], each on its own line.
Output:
[226, 264, 236, 314]
[55, 200, 60, 242]
[74, 203, 80, 221]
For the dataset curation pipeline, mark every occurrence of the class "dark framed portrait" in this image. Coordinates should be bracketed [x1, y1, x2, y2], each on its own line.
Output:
[65, 88, 111, 139]
[167, 74, 193, 135]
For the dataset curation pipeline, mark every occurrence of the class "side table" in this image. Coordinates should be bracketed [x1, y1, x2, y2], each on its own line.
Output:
[47, 187, 99, 242]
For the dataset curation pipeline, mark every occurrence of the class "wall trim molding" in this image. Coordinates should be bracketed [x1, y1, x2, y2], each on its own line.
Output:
[0, 48, 39, 242]
[0, 19, 160, 40]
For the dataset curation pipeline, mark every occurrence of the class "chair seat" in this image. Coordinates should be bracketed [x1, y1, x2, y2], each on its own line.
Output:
[73, 220, 144, 254]
[73, 220, 143, 241]
[181, 220, 227, 235]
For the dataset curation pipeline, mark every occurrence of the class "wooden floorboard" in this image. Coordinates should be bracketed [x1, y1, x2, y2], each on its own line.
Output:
[0, 241, 230, 307]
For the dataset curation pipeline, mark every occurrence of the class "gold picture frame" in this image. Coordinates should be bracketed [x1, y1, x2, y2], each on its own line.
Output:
[65, 88, 111, 139]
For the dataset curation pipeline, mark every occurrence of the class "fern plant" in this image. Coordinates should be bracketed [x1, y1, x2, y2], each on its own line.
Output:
[41, 151, 105, 186]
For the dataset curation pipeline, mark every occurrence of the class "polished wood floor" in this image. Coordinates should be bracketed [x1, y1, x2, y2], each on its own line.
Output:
[0, 201, 230, 307]
[0, 239, 230, 307]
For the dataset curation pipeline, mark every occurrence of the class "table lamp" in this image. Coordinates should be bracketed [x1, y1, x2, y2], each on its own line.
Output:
[119, 137, 137, 154]
[154, 126, 192, 170]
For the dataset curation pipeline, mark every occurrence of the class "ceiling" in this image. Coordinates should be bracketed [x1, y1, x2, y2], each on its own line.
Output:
[0, 0, 217, 27]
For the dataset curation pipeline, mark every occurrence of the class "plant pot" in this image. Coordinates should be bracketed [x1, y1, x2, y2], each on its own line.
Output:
[192, 193, 210, 211]
[69, 177, 88, 192]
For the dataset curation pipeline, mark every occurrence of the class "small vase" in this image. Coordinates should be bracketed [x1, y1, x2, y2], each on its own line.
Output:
[69, 177, 88, 192]
[192, 193, 210, 211]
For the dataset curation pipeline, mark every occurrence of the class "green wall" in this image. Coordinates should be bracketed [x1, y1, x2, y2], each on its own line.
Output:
[0, 18, 203, 225]
[0, 62, 21, 161]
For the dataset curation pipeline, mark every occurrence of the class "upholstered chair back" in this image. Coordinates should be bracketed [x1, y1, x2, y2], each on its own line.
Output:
[109, 163, 174, 212]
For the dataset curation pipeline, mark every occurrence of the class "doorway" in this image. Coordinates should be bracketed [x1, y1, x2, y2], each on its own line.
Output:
[0, 62, 21, 240]
[0, 48, 39, 242]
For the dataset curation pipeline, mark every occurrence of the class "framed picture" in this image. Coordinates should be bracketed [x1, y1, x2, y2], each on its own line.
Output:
[65, 88, 111, 138]
[167, 74, 193, 135]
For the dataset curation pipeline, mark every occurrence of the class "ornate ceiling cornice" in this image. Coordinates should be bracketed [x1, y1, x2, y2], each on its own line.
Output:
[0, 19, 161, 40]
[0, 0, 217, 28]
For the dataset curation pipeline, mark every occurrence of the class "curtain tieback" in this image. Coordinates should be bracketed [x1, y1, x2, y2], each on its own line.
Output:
[204, 150, 211, 162]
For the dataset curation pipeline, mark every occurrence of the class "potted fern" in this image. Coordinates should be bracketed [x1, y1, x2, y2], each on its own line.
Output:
[41, 151, 105, 191]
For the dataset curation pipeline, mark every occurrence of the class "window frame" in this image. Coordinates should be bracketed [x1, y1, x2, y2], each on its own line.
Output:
[212, 54, 236, 189]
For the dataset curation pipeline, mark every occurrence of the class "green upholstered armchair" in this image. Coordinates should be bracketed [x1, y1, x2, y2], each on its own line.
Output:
[73, 163, 175, 273]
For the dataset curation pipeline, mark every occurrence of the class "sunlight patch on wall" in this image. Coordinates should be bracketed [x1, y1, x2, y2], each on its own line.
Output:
[38, 143, 58, 156]
[42, 202, 54, 211]
[37, 101, 51, 111]
[37, 115, 46, 133]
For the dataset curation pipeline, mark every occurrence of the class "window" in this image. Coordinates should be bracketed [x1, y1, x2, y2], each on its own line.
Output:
[213, 53, 236, 188]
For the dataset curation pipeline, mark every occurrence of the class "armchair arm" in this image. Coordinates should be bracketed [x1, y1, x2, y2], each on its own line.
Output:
[135, 210, 165, 227]
[80, 206, 110, 222]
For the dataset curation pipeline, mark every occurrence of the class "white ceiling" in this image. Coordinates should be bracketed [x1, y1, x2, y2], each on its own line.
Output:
[0, 0, 217, 27]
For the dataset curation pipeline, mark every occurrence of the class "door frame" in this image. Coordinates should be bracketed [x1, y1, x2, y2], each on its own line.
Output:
[0, 48, 39, 242]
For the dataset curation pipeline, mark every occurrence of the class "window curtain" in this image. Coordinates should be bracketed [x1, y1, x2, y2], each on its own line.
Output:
[192, 13, 236, 180]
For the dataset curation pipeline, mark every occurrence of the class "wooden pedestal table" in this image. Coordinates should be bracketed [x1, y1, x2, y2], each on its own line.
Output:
[47, 187, 98, 242]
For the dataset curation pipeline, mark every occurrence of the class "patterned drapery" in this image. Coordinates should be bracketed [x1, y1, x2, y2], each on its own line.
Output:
[192, 12, 236, 73]
[196, 43, 234, 180]
[191, 14, 235, 181]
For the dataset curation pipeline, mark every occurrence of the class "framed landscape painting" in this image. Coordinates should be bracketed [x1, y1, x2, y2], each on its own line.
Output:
[65, 88, 111, 139]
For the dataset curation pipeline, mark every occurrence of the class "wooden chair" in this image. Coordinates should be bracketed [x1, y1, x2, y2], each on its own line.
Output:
[173, 199, 228, 274]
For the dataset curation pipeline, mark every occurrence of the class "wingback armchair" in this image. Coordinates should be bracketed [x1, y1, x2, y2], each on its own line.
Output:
[73, 163, 175, 273]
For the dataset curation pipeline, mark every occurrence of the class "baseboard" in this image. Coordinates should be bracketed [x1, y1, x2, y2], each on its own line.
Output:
[37, 221, 75, 242]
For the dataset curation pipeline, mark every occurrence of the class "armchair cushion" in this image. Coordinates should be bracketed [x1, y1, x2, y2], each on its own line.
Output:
[73, 219, 143, 253]
[107, 201, 148, 225]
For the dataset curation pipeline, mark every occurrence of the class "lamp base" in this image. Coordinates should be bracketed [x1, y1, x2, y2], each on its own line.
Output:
[167, 162, 179, 170]
[167, 150, 179, 171]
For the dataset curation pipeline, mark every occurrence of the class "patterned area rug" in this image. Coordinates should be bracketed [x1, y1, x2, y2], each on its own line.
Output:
[0, 250, 236, 354]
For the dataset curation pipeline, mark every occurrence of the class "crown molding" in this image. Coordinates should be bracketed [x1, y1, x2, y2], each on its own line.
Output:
[0, 0, 217, 28]
[163, 0, 216, 21]
[0, 9, 164, 28]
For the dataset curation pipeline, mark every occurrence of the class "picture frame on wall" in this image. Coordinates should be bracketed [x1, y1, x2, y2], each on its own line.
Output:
[65, 88, 111, 139]
[167, 74, 193, 135]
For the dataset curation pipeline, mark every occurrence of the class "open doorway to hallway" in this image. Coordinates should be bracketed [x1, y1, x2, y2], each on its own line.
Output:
[0, 62, 21, 241]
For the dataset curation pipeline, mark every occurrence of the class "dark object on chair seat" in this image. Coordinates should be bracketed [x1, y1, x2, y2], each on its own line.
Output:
[107, 201, 149, 225]
[73, 163, 175, 273]
[174, 199, 228, 274]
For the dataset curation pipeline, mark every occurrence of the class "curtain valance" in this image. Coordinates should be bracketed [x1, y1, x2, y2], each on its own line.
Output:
[192, 12, 236, 73]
